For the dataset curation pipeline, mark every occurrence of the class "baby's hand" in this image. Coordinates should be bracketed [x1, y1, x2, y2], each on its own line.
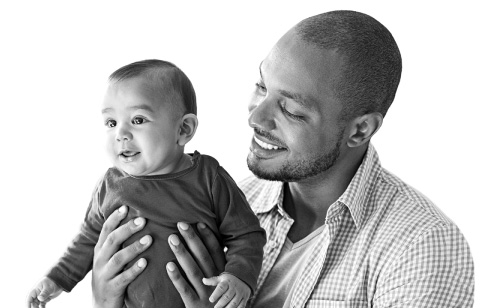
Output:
[202, 273, 250, 308]
[26, 277, 63, 308]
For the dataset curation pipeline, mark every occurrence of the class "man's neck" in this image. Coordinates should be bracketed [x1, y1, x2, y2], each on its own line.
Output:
[283, 146, 367, 242]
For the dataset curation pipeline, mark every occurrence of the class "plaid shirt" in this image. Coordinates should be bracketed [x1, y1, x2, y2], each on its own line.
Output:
[240, 144, 474, 308]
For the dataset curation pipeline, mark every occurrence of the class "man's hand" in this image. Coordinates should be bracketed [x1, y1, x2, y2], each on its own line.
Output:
[167, 222, 226, 308]
[92, 205, 152, 308]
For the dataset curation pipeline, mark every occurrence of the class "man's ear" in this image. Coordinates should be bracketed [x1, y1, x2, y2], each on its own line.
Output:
[178, 113, 198, 146]
[346, 112, 383, 148]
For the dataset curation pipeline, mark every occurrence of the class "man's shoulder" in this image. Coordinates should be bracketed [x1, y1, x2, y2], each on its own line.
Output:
[364, 167, 466, 259]
[377, 168, 452, 227]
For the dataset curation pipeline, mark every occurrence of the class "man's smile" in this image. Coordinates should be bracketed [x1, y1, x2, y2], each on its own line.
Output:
[253, 136, 281, 150]
[250, 134, 287, 160]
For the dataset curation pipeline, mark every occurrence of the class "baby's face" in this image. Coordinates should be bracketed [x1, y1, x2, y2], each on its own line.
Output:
[101, 76, 184, 176]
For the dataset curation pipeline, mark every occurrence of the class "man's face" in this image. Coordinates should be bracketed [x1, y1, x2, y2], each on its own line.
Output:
[247, 30, 347, 182]
[101, 76, 184, 176]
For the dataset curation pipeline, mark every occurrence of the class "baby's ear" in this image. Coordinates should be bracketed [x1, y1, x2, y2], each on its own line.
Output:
[178, 113, 198, 146]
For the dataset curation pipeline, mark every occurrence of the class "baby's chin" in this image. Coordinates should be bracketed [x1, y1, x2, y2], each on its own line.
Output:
[114, 163, 149, 177]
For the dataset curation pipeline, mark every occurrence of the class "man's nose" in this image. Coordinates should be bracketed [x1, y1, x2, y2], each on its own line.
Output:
[248, 96, 276, 131]
[115, 124, 133, 141]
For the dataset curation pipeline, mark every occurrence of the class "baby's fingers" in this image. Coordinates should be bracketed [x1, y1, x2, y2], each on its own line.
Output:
[37, 288, 50, 302]
[208, 280, 229, 304]
[225, 294, 246, 308]
[214, 284, 236, 308]
[202, 276, 220, 286]
[26, 290, 38, 307]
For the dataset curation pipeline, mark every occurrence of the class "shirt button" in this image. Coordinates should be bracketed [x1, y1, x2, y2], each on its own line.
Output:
[269, 240, 277, 249]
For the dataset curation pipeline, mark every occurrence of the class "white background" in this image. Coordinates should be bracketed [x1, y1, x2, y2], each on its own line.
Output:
[1, 1, 478, 307]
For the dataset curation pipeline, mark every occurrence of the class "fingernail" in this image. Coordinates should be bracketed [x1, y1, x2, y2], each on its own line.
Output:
[166, 262, 176, 271]
[178, 222, 189, 230]
[209, 297, 214, 303]
[140, 235, 150, 245]
[169, 235, 180, 246]
[137, 258, 146, 268]
[134, 217, 144, 226]
[118, 205, 126, 214]
[198, 222, 206, 229]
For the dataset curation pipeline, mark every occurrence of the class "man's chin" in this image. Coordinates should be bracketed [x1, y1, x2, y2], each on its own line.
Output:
[247, 156, 285, 182]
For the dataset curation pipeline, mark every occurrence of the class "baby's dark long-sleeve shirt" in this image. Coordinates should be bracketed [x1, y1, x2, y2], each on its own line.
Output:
[47, 152, 266, 308]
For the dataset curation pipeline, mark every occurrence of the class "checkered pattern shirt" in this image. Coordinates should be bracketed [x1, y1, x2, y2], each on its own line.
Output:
[240, 144, 474, 308]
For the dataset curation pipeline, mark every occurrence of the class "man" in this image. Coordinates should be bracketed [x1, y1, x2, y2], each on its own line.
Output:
[92, 10, 474, 307]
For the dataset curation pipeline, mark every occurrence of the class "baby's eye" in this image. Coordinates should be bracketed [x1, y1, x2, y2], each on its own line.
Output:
[132, 117, 148, 125]
[255, 81, 267, 94]
[105, 119, 116, 128]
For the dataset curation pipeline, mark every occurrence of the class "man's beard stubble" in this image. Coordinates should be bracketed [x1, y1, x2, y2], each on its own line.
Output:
[247, 134, 343, 182]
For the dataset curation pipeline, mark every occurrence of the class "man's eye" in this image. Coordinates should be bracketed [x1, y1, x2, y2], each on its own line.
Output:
[132, 117, 147, 125]
[279, 102, 304, 121]
[105, 119, 116, 128]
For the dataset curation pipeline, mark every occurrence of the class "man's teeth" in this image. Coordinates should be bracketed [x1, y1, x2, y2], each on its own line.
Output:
[254, 136, 279, 150]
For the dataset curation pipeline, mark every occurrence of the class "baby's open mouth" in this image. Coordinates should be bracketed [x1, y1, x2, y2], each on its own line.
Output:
[120, 151, 139, 157]
[119, 151, 140, 162]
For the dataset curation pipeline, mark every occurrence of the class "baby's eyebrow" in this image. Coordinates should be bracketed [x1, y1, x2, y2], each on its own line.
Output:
[101, 105, 155, 114]
[128, 104, 155, 113]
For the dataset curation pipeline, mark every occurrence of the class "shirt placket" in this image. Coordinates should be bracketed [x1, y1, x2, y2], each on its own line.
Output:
[289, 204, 345, 308]
[288, 224, 331, 308]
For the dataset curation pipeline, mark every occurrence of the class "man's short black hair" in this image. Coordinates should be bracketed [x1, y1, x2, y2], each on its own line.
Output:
[109, 59, 197, 115]
[296, 10, 402, 121]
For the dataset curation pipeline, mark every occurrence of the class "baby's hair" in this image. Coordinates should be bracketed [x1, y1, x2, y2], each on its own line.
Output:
[109, 59, 197, 115]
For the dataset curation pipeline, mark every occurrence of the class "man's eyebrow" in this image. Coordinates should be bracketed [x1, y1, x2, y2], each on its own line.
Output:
[259, 60, 314, 109]
[278, 89, 312, 109]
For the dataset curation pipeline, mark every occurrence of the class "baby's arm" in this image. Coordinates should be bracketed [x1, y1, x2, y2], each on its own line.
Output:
[27, 277, 63, 308]
[203, 273, 250, 308]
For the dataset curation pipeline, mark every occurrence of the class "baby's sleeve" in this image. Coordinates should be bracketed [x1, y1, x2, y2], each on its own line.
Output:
[212, 166, 266, 292]
[46, 176, 106, 292]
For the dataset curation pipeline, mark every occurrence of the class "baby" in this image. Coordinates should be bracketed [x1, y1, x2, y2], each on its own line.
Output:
[27, 59, 266, 308]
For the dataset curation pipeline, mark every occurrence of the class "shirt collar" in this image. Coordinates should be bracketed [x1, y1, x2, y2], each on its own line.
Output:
[334, 143, 382, 229]
[246, 143, 382, 229]
[247, 178, 284, 215]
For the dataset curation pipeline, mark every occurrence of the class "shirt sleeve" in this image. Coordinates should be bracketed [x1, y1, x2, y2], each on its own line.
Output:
[373, 222, 475, 307]
[211, 166, 267, 292]
[46, 177, 106, 292]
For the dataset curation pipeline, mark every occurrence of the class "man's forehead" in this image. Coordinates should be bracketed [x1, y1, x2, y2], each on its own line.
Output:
[260, 33, 344, 111]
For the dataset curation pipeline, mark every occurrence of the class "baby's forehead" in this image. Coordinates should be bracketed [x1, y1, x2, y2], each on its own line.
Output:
[107, 74, 182, 112]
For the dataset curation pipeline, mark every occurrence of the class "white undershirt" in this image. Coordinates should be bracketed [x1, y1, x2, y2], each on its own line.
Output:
[252, 225, 326, 308]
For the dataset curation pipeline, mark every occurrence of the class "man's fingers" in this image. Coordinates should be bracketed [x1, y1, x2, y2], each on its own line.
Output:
[97, 205, 128, 250]
[107, 234, 152, 273]
[111, 257, 147, 290]
[168, 234, 211, 298]
[166, 262, 198, 306]
[177, 222, 218, 278]
[197, 222, 226, 272]
[95, 216, 146, 264]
